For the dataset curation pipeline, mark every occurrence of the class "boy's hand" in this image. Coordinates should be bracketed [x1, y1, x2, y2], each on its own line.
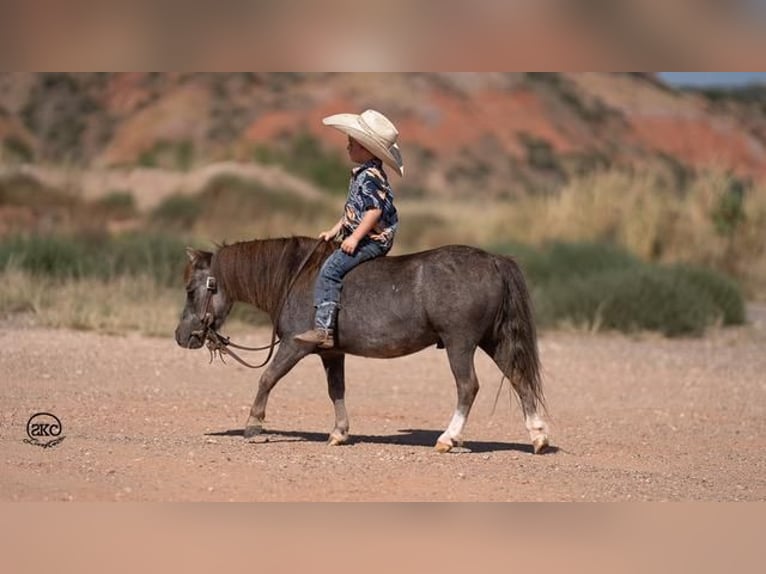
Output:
[318, 231, 335, 242]
[340, 236, 359, 254]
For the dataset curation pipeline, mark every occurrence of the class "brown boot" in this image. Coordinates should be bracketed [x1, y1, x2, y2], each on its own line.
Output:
[294, 329, 334, 349]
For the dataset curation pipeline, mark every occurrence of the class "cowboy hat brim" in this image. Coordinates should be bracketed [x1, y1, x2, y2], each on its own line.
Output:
[323, 113, 404, 177]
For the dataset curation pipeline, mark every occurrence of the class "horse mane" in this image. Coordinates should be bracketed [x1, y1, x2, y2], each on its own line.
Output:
[211, 236, 334, 316]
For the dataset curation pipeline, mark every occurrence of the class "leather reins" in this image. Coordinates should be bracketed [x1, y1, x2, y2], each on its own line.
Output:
[196, 238, 325, 369]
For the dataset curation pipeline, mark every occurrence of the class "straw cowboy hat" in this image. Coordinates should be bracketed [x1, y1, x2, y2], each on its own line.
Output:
[322, 109, 404, 176]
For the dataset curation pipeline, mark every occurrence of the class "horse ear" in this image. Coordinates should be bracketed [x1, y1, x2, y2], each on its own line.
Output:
[185, 247, 212, 267]
[186, 247, 200, 264]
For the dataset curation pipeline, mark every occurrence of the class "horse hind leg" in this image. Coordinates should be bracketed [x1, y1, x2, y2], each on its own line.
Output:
[520, 392, 549, 454]
[502, 376, 549, 453]
[436, 343, 480, 453]
[481, 340, 549, 454]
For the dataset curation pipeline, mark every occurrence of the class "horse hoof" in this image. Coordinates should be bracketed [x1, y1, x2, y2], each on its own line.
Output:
[435, 441, 453, 453]
[243, 425, 263, 439]
[533, 436, 549, 454]
[327, 434, 348, 446]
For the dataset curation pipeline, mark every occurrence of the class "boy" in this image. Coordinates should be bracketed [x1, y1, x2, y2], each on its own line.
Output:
[295, 109, 404, 349]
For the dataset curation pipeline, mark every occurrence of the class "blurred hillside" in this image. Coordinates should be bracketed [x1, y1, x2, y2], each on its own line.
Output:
[1, 73, 764, 333]
[1, 72, 765, 200]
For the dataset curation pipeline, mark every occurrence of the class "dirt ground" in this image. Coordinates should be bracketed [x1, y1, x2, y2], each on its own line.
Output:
[1, 308, 765, 502]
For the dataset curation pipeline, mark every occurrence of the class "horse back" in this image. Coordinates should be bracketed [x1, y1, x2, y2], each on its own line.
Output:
[335, 245, 510, 356]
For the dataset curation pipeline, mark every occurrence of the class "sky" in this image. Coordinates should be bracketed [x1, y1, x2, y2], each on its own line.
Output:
[658, 72, 766, 87]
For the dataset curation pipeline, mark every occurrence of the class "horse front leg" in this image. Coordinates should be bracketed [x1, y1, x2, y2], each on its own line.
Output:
[321, 353, 349, 446]
[436, 343, 480, 453]
[244, 342, 311, 439]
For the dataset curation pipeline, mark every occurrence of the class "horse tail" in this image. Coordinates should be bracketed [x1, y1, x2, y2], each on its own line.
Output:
[491, 255, 546, 413]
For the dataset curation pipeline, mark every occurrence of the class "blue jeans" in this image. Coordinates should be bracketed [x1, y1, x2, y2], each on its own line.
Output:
[314, 240, 388, 331]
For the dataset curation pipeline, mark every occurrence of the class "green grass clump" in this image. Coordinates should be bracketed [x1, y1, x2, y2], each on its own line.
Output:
[0, 234, 91, 279]
[94, 191, 138, 220]
[0, 232, 187, 287]
[151, 194, 202, 229]
[105, 233, 188, 287]
[491, 241, 746, 337]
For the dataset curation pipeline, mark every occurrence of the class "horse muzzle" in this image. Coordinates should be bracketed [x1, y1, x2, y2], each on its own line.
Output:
[175, 320, 207, 349]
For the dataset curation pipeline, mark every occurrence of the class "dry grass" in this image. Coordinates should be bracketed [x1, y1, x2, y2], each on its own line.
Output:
[404, 170, 766, 299]
[0, 268, 183, 336]
[0, 267, 262, 337]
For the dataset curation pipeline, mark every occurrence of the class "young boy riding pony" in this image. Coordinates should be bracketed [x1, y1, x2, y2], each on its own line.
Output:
[294, 109, 403, 349]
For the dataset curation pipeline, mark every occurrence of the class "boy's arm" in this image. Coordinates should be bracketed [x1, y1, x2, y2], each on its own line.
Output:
[341, 208, 382, 254]
[319, 217, 344, 241]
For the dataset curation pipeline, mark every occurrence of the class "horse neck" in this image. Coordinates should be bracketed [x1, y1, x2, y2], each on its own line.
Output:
[213, 238, 316, 318]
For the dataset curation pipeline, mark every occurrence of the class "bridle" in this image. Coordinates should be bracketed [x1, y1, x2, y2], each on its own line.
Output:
[189, 238, 325, 369]
[189, 273, 278, 369]
[189, 275, 223, 342]
[197, 276, 219, 330]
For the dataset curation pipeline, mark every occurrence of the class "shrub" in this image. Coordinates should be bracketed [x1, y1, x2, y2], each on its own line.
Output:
[666, 264, 746, 325]
[2, 136, 34, 163]
[534, 266, 722, 336]
[191, 174, 336, 238]
[0, 173, 77, 209]
[710, 177, 746, 237]
[95, 191, 138, 220]
[519, 133, 564, 176]
[522, 241, 643, 286]
[491, 241, 746, 336]
[252, 132, 349, 194]
[138, 140, 195, 170]
[20, 73, 92, 163]
[289, 132, 349, 192]
[595, 268, 720, 336]
[491, 240, 643, 300]
[151, 194, 202, 229]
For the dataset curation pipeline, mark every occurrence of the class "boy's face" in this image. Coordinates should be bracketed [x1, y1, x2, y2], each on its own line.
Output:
[347, 136, 375, 164]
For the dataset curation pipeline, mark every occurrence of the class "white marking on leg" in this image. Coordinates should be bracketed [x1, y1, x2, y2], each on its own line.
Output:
[333, 399, 349, 433]
[438, 410, 467, 446]
[525, 414, 548, 440]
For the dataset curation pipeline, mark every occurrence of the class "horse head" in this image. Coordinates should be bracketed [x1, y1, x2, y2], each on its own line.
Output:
[175, 247, 233, 349]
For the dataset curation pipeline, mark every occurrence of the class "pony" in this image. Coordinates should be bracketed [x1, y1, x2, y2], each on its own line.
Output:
[175, 237, 549, 453]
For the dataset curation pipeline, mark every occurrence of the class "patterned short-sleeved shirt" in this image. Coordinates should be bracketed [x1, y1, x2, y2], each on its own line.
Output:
[339, 158, 398, 250]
